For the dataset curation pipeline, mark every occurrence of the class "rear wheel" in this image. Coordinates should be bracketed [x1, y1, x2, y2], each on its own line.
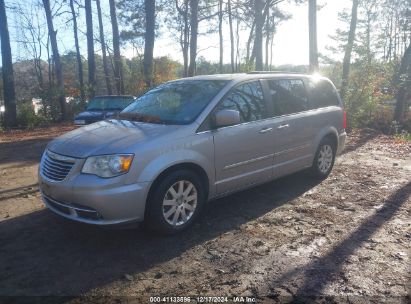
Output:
[311, 137, 336, 179]
[144, 170, 206, 235]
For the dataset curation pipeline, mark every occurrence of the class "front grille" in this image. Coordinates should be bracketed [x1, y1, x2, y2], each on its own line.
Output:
[42, 150, 76, 182]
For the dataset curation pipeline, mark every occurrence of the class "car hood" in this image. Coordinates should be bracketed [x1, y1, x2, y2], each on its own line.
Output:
[47, 119, 181, 158]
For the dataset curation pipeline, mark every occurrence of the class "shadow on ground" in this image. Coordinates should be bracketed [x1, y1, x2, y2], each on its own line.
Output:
[0, 138, 51, 167]
[0, 184, 38, 196]
[0, 171, 320, 299]
[268, 181, 411, 302]
[342, 129, 379, 155]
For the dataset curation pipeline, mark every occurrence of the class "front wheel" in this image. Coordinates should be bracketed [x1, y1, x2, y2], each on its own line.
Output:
[311, 138, 336, 179]
[144, 170, 206, 235]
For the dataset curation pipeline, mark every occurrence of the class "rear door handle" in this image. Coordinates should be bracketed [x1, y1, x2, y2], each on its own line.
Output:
[277, 124, 289, 130]
[259, 127, 273, 134]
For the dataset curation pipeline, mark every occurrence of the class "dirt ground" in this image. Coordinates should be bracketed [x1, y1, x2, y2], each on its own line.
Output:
[0, 127, 410, 303]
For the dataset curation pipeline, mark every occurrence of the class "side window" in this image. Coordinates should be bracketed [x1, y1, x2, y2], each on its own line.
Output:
[217, 81, 267, 123]
[268, 79, 309, 116]
[308, 79, 340, 108]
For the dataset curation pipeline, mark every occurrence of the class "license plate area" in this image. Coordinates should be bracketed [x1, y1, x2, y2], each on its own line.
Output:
[74, 120, 85, 125]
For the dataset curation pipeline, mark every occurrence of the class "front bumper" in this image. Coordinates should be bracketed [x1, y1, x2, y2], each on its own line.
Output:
[74, 118, 103, 125]
[39, 161, 150, 225]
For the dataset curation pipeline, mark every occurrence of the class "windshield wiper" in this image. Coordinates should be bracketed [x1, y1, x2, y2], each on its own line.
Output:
[118, 112, 168, 124]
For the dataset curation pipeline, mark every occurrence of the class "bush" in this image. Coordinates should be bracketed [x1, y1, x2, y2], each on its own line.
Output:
[363, 104, 411, 136]
[401, 112, 411, 133]
[16, 101, 50, 128]
[66, 97, 86, 119]
[366, 106, 394, 133]
[394, 130, 411, 141]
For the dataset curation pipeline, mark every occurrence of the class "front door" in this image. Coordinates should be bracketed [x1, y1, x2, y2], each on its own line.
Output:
[213, 81, 275, 195]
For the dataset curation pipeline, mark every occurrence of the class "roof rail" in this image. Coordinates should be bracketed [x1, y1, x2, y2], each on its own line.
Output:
[246, 71, 306, 74]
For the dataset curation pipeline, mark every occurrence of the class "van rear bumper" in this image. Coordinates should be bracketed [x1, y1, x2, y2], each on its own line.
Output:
[337, 131, 347, 155]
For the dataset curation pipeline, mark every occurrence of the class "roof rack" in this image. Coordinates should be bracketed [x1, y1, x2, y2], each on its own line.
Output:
[246, 71, 306, 74]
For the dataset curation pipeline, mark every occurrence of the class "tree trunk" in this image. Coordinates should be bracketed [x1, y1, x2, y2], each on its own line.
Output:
[144, 0, 156, 87]
[188, 0, 199, 77]
[0, 0, 17, 127]
[254, 0, 264, 71]
[227, 0, 235, 72]
[85, 0, 96, 98]
[43, 0, 66, 120]
[269, 13, 276, 68]
[184, 1, 190, 77]
[394, 41, 411, 123]
[46, 36, 52, 86]
[96, 0, 112, 95]
[109, 0, 124, 94]
[246, 20, 256, 64]
[340, 0, 359, 103]
[183, 2, 190, 77]
[45, 36, 54, 113]
[387, 16, 393, 61]
[250, 43, 257, 64]
[218, 0, 223, 73]
[176, 0, 190, 77]
[393, 15, 398, 60]
[182, 40, 189, 77]
[308, 0, 319, 73]
[264, 5, 270, 70]
[366, 11, 372, 66]
[270, 28, 274, 67]
[34, 58, 44, 92]
[236, 18, 240, 71]
[70, 0, 86, 104]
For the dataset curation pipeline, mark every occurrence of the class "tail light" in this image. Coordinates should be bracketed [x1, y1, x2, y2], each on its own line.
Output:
[343, 111, 347, 129]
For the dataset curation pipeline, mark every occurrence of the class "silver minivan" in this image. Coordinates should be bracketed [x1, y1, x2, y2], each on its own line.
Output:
[39, 73, 346, 234]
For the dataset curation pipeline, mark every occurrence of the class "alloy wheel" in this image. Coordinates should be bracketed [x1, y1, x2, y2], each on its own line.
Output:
[317, 144, 333, 174]
[162, 180, 198, 226]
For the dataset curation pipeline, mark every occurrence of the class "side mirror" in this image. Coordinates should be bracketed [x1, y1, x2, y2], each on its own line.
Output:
[214, 109, 241, 128]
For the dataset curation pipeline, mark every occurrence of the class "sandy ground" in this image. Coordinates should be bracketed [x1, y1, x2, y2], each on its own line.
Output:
[0, 127, 410, 303]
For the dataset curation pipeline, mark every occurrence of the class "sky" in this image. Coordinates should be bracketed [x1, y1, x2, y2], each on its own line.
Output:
[147, 0, 352, 66]
[270, 0, 351, 65]
[1, 0, 352, 67]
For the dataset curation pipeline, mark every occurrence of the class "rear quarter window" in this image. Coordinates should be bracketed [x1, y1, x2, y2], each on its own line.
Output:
[308, 79, 341, 108]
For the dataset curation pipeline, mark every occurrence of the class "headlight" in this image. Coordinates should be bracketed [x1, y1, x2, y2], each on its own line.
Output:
[82, 154, 134, 178]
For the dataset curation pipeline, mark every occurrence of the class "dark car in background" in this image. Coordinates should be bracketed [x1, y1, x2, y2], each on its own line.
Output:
[74, 95, 135, 125]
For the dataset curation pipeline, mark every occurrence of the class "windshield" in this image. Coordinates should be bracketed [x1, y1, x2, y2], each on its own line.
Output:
[119, 80, 228, 125]
[86, 97, 133, 111]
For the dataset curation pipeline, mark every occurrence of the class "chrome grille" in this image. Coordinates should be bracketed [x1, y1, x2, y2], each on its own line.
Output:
[42, 150, 75, 182]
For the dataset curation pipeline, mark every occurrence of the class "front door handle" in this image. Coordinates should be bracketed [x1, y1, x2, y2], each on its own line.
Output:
[277, 124, 290, 130]
[259, 127, 273, 134]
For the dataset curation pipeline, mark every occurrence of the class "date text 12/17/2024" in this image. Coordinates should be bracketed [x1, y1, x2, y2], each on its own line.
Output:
[149, 296, 256, 303]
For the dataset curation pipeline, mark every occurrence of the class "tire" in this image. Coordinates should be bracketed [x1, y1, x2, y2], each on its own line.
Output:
[311, 137, 336, 179]
[144, 169, 206, 235]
